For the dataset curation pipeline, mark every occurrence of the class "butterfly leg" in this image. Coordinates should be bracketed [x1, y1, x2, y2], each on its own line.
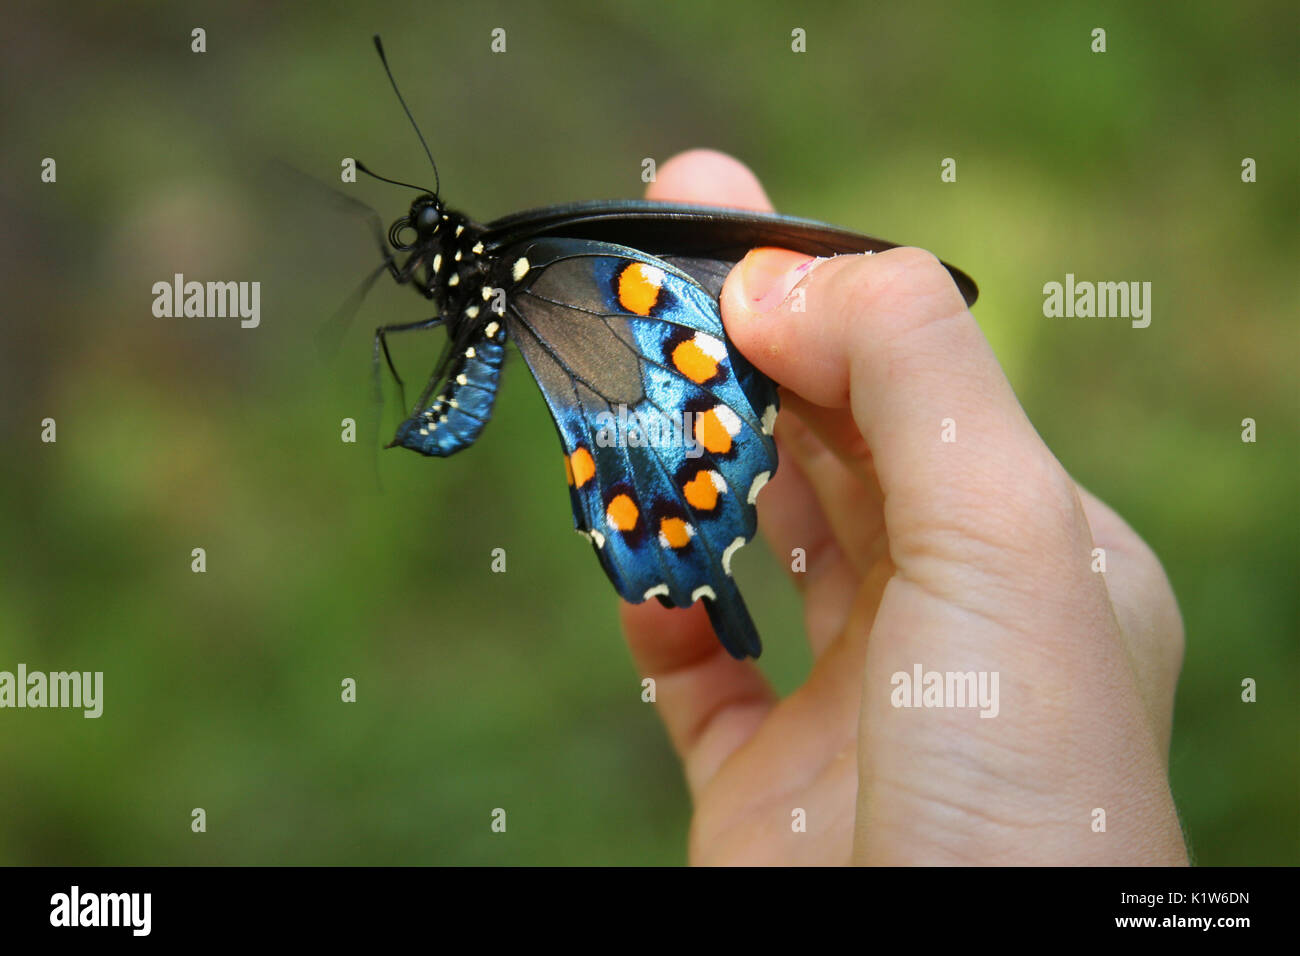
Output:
[371, 315, 446, 413]
[386, 251, 437, 297]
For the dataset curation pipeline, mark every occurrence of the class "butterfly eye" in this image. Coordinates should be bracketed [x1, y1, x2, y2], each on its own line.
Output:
[414, 205, 440, 233]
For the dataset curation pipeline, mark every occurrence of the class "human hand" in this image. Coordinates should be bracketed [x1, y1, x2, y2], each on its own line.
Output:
[620, 149, 1187, 866]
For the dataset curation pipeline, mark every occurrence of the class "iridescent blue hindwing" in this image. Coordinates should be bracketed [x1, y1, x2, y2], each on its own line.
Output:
[504, 238, 777, 658]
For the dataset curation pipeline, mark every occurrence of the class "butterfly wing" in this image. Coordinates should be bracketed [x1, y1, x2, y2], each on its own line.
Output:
[647, 255, 779, 428]
[483, 199, 979, 306]
[503, 237, 777, 659]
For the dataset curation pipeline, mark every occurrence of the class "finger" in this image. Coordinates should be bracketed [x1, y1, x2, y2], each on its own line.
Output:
[646, 149, 773, 210]
[752, 432, 861, 654]
[780, 391, 880, 490]
[620, 599, 775, 797]
[773, 409, 886, 579]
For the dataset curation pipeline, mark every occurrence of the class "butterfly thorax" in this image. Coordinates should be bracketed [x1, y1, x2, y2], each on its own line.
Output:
[386, 195, 490, 334]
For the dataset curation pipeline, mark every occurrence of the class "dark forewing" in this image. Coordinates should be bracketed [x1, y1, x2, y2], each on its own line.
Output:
[483, 200, 979, 306]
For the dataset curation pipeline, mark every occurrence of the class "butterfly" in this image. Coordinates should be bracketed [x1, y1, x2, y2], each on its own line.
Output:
[354, 38, 978, 660]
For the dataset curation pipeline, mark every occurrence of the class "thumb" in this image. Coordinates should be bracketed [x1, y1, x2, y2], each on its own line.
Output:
[719, 246, 1088, 589]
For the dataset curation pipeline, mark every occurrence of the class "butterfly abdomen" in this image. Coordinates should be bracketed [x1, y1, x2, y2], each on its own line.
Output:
[392, 321, 507, 457]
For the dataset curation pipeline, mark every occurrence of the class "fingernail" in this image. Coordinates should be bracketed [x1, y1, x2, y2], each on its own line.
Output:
[738, 248, 818, 313]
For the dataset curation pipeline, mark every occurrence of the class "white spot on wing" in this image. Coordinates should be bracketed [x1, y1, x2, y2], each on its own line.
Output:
[761, 404, 777, 436]
[693, 332, 727, 362]
[691, 585, 717, 603]
[643, 584, 670, 600]
[714, 404, 742, 436]
[722, 536, 745, 576]
[747, 470, 770, 504]
[512, 257, 530, 281]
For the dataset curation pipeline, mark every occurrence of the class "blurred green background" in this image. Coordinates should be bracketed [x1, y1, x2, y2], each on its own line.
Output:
[0, 0, 1295, 865]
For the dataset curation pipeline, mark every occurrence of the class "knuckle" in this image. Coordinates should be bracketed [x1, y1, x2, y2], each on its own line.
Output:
[886, 244, 945, 273]
[885, 246, 969, 313]
[1006, 451, 1092, 553]
[830, 247, 967, 342]
[901, 449, 1088, 576]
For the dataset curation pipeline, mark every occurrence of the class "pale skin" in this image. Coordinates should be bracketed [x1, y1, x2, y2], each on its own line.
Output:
[620, 150, 1188, 865]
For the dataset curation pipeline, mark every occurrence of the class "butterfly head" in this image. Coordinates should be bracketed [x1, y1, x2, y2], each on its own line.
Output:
[387, 194, 445, 250]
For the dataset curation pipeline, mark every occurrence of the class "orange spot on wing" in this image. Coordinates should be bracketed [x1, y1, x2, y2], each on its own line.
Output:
[695, 409, 733, 455]
[683, 471, 720, 510]
[568, 447, 595, 487]
[606, 493, 639, 531]
[672, 339, 719, 384]
[617, 262, 662, 316]
[658, 517, 692, 549]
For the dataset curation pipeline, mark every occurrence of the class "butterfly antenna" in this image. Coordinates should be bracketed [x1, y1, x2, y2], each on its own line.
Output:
[372, 35, 440, 198]
[354, 160, 432, 194]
